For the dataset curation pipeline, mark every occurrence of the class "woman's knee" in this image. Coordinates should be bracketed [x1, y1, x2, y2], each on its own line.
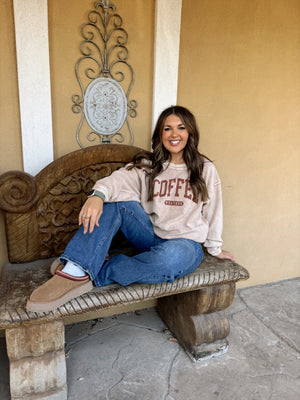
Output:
[162, 239, 202, 261]
[155, 239, 203, 276]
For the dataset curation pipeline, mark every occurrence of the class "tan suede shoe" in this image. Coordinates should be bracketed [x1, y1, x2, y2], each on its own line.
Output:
[26, 271, 93, 313]
[50, 258, 63, 275]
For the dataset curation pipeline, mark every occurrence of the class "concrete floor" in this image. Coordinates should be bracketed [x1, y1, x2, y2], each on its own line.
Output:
[0, 278, 299, 400]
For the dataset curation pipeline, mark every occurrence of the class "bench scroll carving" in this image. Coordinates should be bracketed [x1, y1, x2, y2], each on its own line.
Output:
[36, 164, 115, 258]
[0, 171, 38, 213]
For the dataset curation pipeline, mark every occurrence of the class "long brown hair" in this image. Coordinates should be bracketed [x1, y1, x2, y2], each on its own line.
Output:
[129, 106, 209, 202]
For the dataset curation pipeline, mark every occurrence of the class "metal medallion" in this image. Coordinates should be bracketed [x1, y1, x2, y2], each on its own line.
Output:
[83, 77, 127, 136]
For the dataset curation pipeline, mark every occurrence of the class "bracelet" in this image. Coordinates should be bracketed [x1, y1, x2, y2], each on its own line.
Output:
[88, 190, 105, 202]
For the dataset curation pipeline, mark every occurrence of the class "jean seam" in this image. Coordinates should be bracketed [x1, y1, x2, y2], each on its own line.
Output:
[89, 212, 121, 271]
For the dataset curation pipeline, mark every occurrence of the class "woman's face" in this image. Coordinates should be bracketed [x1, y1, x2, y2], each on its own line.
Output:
[161, 114, 189, 164]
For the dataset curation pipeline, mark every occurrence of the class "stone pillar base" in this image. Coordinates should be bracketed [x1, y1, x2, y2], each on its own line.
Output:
[157, 283, 235, 361]
[5, 320, 67, 400]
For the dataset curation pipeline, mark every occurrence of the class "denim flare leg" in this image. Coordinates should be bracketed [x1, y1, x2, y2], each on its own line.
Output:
[60, 201, 204, 287]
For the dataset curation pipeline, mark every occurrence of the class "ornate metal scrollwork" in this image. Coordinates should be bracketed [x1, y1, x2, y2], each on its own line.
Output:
[72, 0, 137, 147]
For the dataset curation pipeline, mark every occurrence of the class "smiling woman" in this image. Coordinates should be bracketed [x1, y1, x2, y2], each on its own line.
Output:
[26, 105, 235, 314]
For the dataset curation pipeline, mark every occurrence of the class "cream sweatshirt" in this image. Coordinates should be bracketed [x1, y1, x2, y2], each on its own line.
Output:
[93, 160, 223, 256]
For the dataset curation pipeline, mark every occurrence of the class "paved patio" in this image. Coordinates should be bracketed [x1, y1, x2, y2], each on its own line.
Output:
[0, 278, 299, 400]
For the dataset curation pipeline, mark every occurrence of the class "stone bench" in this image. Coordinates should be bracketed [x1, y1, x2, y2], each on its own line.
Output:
[0, 144, 249, 400]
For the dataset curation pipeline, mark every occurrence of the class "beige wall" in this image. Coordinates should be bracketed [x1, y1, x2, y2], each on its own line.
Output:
[178, 0, 300, 287]
[0, 0, 22, 267]
[0, 0, 299, 287]
[48, 0, 154, 158]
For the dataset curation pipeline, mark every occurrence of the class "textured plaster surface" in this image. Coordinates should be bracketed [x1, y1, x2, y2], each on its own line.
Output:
[0, 278, 299, 400]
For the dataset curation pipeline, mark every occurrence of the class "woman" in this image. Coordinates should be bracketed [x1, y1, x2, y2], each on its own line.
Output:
[27, 106, 235, 313]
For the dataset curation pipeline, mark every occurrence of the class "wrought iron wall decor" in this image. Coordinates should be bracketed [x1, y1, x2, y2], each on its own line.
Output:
[72, 0, 137, 147]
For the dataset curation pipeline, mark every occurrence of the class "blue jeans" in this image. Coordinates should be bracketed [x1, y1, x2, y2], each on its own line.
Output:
[61, 201, 204, 287]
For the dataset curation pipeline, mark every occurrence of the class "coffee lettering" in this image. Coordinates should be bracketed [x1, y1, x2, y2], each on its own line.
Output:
[152, 177, 196, 202]
[153, 179, 159, 197]
[167, 178, 176, 196]
[159, 180, 168, 196]
[184, 179, 192, 200]
[175, 178, 184, 197]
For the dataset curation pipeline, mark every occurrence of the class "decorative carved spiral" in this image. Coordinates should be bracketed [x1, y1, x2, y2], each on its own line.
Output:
[0, 171, 38, 213]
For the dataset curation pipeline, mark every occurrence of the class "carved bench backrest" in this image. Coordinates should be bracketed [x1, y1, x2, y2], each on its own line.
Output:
[0, 145, 142, 263]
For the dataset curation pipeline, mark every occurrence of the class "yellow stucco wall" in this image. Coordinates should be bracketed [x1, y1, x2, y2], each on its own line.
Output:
[0, 0, 299, 287]
[48, 0, 154, 158]
[178, 0, 300, 287]
[0, 0, 22, 268]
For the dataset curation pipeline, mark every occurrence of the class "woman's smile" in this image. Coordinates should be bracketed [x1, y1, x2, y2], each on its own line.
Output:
[169, 139, 181, 146]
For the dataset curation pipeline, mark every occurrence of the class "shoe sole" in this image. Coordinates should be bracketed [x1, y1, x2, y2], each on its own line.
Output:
[26, 280, 93, 313]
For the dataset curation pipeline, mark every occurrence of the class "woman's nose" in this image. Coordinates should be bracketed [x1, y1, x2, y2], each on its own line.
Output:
[170, 129, 179, 137]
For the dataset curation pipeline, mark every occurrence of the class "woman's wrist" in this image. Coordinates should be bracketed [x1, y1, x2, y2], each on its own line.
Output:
[206, 246, 222, 257]
[88, 190, 105, 202]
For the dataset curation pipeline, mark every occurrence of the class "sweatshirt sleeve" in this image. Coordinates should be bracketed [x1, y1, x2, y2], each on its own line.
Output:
[202, 162, 223, 256]
[92, 164, 143, 203]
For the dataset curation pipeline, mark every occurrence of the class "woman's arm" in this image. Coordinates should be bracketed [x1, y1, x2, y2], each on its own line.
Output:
[93, 164, 142, 203]
[78, 164, 144, 234]
[202, 163, 236, 261]
[201, 163, 223, 255]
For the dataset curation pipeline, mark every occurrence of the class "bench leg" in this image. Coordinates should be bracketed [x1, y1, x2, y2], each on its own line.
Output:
[157, 283, 236, 361]
[5, 319, 67, 400]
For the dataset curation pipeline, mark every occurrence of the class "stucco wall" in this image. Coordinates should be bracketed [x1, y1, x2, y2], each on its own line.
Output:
[178, 0, 300, 286]
[48, 0, 154, 158]
[0, 0, 299, 287]
[0, 0, 22, 267]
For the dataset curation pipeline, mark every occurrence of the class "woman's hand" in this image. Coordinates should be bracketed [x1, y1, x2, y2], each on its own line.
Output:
[79, 196, 104, 234]
[216, 250, 236, 262]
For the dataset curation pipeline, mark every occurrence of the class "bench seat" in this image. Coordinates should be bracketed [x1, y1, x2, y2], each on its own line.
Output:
[0, 255, 248, 330]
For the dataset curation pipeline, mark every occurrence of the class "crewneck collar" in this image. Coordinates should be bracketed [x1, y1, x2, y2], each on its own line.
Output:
[163, 161, 187, 170]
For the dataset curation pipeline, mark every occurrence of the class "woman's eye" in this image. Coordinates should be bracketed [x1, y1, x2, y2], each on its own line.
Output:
[164, 127, 170, 131]
[179, 126, 186, 130]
